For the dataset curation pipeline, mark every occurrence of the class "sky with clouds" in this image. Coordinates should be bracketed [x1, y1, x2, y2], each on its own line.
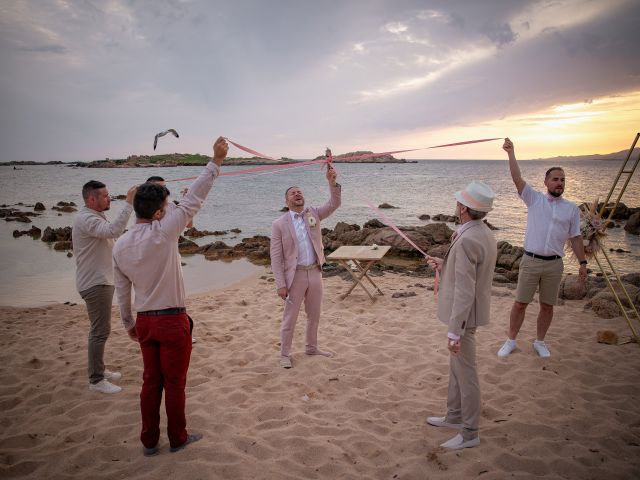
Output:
[1, 0, 639, 162]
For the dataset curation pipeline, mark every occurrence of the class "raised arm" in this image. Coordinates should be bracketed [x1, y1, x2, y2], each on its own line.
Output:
[83, 185, 136, 238]
[316, 164, 341, 220]
[503, 138, 525, 195]
[161, 137, 227, 237]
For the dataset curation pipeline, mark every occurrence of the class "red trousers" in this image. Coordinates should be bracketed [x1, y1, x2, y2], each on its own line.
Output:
[135, 312, 192, 449]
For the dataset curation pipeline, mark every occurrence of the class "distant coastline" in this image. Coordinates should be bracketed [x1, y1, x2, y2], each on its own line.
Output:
[0, 151, 414, 167]
[1, 147, 636, 167]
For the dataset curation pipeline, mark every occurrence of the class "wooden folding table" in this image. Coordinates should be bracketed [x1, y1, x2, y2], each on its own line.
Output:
[327, 245, 391, 302]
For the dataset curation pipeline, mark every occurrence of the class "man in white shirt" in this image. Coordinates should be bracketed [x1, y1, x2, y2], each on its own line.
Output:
[113, 137, 227, 456]
[497, 138, 587, 359]
[72, 181, 136, 394]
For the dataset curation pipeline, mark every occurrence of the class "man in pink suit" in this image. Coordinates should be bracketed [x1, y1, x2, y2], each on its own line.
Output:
[270, 163, 341, 369]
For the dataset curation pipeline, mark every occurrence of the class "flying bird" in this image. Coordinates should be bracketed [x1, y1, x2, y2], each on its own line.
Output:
[153, 129, 179, 150]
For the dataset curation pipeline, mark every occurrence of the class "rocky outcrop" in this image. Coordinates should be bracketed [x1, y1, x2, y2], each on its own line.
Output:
[199, 236, 270, 263]
[13, 226, 41, 239]
[363, 219, 385, 229]
[42, 226, 72, 243]
[184, 227, 228, 238]
[52, 205, 77, 213]
[52, 201, 77, 213]
[319, 151, 411, 163]
[34, 202, 45, 211]
[431, 213, 457, 223]
[322, 222, 453, 258]
[596, 202, 640, 221]
[1, 207, 40, 222]
[624, 212, 640, 235]
[54, 241, 73, 251]
[378, 203, 397, 209]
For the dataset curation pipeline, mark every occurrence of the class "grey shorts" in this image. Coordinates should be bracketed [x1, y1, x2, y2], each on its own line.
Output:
[515, 255, 564, 306]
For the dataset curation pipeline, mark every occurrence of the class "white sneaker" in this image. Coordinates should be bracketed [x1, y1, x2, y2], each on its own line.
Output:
[89, 379, 122, 394]
[440, 433, 480, 450]
[426, 416, 462, 429]
[104, 369, 122, 381]
[533, 340, 551, 358]
[497, 339, 517, 358]
[192, 336, 197, 344]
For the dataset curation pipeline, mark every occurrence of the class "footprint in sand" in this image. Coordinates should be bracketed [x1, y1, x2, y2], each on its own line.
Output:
[26, 358, 43, 369]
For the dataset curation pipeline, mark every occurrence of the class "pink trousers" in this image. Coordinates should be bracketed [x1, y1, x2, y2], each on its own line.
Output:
[280, 268, 323, 357]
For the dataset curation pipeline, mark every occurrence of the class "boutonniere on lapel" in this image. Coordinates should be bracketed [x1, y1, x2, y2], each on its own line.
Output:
[307, 212, 317, 228]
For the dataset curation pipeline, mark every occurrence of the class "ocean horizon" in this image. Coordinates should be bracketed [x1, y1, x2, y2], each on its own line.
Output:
[1, 159, 638, 306]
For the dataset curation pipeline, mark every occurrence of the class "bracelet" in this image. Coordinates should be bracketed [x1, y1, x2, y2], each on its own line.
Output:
[579, 260, 587, 266]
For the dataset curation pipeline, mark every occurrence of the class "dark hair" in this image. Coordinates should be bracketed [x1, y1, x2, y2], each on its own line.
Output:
[134, 182, 169, 220]
[146, 176, 165, 182]
[285, 186, 299, 199]
[467, 208, 487, 220]
[545, 167, 564, 179]
[82, 180, 106, 201]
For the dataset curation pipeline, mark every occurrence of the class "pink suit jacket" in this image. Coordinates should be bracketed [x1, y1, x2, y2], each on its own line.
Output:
[270, 184, 341, 290]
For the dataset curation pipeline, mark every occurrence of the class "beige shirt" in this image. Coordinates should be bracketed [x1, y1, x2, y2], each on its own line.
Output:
[72, 203, 133, 293]
[113, 162, 219, 330]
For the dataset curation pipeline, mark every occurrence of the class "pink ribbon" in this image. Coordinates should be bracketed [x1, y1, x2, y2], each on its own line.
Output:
[365, 203, 440, 296]
[166, 136, 503, 183]
[167, 157, 329, 183]
[225, 138, 276, 161]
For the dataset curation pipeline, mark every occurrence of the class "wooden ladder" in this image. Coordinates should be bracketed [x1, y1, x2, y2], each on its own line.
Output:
[594, 132, 640, 342]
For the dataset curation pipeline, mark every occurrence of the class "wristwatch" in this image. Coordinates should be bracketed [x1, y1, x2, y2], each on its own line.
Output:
[579, 260, 588, 266]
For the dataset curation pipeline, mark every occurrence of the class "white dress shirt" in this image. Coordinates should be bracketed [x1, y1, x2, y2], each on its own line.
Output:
[113, 162, 219, 330]
[289, 210, 317, 266]
[520, 183, 581, 257]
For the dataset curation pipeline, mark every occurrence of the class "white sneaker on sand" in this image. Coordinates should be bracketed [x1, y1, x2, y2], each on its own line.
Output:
[533, 340, 551, 358]
[280, 356, 292, 369]
[426, 416, 463, 429]
[89, 379, 122, 394]
[192, 336, 197, 344]
[104, 370, 122, 381]
[497, 339, 517, 358]
[440, 433, 480, 450]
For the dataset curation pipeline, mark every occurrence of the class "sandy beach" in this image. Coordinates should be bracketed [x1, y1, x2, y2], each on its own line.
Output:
[1, 270, 639, 479]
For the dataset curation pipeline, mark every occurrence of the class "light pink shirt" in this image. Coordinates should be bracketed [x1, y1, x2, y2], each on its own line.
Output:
[520, 183, 581, 257]
[113, 162, 219, 330]
[289, 210, 317, 266]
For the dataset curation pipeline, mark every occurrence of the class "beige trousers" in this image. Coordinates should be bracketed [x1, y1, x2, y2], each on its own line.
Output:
[446, 328, 480, 439]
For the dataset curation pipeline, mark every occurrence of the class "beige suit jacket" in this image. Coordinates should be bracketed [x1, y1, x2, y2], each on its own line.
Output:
[437, 220, 497, 336]
[270, 184, 341, 290]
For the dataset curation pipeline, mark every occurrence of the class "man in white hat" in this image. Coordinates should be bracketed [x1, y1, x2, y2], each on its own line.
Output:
[425, 180, 498, 450]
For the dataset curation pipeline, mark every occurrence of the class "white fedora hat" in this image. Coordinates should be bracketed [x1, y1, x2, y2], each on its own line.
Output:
[454, 180, 495, 212]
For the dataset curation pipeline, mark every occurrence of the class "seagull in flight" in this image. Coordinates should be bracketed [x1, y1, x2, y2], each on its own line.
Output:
[153, 129, 179, 150]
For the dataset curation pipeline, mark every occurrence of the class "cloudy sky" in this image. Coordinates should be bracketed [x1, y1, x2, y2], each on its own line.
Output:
[1, 0, 639, 162]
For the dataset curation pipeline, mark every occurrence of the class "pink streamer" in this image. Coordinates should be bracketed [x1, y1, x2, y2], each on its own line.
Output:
[166, 136, 503, 182]
[365, 203, 440, 296]
[167, 157, 329, 183]
[225, 138, 276, 161]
